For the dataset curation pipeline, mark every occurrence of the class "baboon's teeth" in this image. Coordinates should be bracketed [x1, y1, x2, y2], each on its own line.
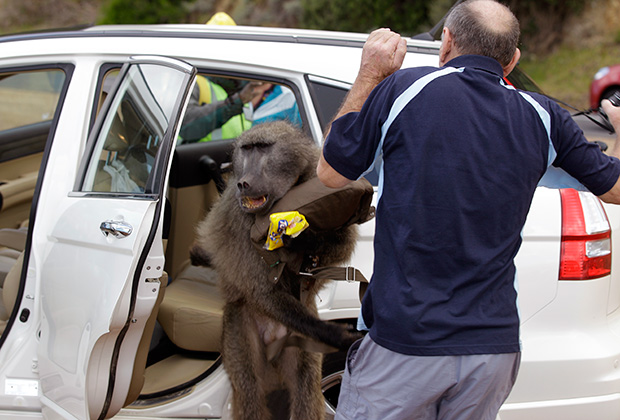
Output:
[242, 195, 267, 209]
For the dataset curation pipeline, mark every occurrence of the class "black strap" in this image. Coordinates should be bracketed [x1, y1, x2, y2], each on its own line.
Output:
[306, 266, 368, 301]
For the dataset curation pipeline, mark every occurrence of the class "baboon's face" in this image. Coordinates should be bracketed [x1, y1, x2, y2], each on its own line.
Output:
[232, 123, 313, 215]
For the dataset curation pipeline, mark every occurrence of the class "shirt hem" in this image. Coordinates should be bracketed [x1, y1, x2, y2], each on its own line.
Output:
[369, 330, 521, 356]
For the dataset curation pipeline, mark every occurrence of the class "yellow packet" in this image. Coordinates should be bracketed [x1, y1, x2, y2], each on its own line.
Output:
[265, 211, 309, 250]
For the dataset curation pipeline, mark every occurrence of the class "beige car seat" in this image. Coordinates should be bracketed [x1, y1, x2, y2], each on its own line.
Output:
[0, 251, 23, 334]
[157, 263, 223, 352]
[0, 227, 27, 287]
[0, 227, 27, 326]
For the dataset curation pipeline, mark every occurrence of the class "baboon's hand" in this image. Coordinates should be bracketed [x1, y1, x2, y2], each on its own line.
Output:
[326, 322, 364, 351]
[251, 287, 364, 352]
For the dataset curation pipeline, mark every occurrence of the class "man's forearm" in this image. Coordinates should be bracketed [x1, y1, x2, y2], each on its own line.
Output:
[333, 74, 383, 122]
[603, 99, 620, 160]
[318, 29, 406, 188]
[316, 153, 354, 188]
[596, 99, 620, 204]
[323, 29, 407, 138]
[180, 96, 244, 142]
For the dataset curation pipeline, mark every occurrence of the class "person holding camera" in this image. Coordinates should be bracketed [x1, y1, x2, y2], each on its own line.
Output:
[317, 1, 620, 419]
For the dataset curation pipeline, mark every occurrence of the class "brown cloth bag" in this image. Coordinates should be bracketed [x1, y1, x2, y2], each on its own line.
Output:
[249, 176, 375, 286]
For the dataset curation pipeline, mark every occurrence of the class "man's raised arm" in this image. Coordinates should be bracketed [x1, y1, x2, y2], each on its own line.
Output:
[317, 28, 406, 188]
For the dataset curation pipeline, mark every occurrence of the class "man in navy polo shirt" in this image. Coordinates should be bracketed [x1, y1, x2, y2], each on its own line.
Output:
[317, 1, 620, 419]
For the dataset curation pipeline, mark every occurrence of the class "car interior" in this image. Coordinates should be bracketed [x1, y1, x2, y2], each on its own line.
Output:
[0, 69, 59, 330]
[0, 66, 319, 409]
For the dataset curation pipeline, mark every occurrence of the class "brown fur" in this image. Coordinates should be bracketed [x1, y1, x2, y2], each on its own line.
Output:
[191, 121, 361, 420]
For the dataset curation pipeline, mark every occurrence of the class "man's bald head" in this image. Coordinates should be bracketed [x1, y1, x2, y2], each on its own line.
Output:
[444, 0, 520, 67]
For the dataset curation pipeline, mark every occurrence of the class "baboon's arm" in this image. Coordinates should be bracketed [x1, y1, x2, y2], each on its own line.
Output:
[249, 284, 361, 351]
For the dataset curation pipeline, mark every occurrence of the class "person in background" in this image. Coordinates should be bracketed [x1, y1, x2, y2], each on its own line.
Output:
[179, 77, 264, 143]
[179, 12, 266, 143]
[245, 82, 303, 128]
[317, 1, 620, 419]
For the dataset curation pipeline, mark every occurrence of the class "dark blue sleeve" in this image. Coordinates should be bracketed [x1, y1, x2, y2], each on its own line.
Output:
[547, 97, 620, 196]
[322, 75, 398, 181]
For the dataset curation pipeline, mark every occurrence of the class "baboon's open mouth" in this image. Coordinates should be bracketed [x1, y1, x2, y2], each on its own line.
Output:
[241, 195, 268, 210]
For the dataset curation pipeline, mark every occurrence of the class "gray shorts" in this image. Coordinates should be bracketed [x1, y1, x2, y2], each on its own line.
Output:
[335, 335, 520, 420]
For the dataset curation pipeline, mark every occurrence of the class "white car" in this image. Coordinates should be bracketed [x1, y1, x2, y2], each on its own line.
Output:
[0, 24, 618, 420]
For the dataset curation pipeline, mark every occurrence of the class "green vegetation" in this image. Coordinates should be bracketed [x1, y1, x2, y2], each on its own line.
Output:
[520, 40, 620, 110]
[98, 0, 187, 24]
[0, 0, 615, 113]
[301, 0, 431, 36]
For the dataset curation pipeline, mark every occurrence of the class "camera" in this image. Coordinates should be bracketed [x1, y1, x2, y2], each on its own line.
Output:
[608, 91, 620, 107]
[599, 91, 620, 123]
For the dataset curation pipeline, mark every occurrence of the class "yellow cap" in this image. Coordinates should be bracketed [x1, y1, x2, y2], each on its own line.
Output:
[206, 12, 236, 26]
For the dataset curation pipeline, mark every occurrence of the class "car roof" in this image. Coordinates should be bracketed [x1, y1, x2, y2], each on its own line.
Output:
[0, 24, 441, 84]
[2, 24, 439, 50]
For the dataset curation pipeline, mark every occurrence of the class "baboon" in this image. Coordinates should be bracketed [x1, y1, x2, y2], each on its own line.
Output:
[191, 121, 364, 420]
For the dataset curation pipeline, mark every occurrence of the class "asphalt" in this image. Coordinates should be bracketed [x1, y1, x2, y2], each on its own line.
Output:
[573, 112, 617, 153]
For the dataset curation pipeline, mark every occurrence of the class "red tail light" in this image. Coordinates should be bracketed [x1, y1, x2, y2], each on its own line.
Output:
[559, 189, 611, 280]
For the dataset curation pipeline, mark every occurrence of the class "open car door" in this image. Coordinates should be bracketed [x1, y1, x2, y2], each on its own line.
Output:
[37, 56, 195, 420]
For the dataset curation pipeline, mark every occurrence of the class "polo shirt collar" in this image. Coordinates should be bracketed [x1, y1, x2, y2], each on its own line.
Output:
[443, 55, 504, 77]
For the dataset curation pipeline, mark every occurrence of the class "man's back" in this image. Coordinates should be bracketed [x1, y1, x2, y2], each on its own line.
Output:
[325, 54, 617, 356]
[360, 55, 548, 355]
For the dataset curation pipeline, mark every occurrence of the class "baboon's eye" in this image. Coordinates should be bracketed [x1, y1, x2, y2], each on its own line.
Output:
[241, 142, 274, 151]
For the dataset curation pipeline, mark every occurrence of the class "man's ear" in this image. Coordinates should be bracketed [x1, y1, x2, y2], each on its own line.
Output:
[503, 48, 521, 77]
[438, 27, 453, 67]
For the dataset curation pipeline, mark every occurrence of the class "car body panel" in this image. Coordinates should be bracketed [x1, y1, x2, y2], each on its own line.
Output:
[38, 198, 159, 419]
[514, 187, 562, 324]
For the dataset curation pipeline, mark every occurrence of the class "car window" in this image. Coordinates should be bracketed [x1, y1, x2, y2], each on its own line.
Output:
[178, 74, 303, 144]
[80, 63, 189, 194]
[505, 66, 545, 94]
[96, 71, 304, 146]
[306, 76, 348, 132]
[0, 68, 67, 162]
[305, 76, 382, 186]
[97, 68, 121, 117]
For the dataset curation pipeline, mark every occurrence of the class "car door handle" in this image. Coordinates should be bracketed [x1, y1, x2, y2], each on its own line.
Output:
[100, 220, 133, 238]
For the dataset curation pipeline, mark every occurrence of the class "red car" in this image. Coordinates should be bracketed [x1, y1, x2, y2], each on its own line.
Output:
[590, 64, 620, 109]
